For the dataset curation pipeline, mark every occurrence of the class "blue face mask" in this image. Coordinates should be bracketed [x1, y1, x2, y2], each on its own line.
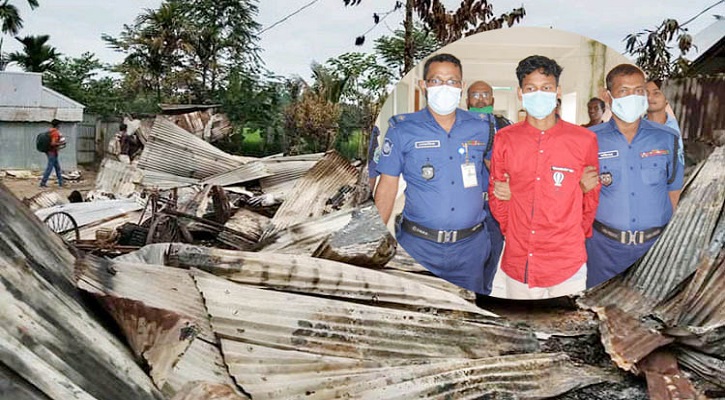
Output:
[610, 92, 647, 123]
[521, 91, 558, 120]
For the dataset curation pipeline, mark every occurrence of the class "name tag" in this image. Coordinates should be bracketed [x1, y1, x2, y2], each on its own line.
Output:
[415, 140, 440, 149]
[598, 150, 619, 159]
[461, 163, 478, 188]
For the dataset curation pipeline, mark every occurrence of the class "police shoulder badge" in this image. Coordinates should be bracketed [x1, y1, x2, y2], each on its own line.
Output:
[600, 172, 613, 187]
[381, 138, 393, 156]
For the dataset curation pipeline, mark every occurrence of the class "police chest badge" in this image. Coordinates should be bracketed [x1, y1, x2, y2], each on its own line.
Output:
[421, 162, 435, 180]
[600, 172, 613, 187]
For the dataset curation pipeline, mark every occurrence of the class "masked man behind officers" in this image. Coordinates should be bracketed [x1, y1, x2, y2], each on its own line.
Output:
[466, 80, 511, 296]
[585, 64, 684, 288]
[375, 53, 493, 294]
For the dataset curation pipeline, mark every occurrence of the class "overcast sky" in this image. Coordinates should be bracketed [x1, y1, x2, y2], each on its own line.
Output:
[3, 0, 723, 80]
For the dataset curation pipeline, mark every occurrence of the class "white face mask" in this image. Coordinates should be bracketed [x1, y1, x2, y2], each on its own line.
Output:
[610, 92, 647, 123]
[426, 85, 461, 116]
[521, 91, 558, 120]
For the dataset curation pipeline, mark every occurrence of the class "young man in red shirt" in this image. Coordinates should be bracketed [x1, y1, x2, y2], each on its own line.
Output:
[40, 119, 64, 188]
[488, 55, 600, 299]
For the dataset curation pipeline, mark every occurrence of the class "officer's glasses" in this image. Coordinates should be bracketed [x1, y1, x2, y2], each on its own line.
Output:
[469, 92, 491, 100]
[426, 78, 462, 87]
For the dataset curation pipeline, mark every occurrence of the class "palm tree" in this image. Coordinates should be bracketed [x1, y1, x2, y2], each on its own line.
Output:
[0, 0, 39, 70]
[7, 34, 60, 72]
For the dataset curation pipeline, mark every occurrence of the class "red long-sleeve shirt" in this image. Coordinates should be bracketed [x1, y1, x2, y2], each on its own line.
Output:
[488, 119, 600, 288]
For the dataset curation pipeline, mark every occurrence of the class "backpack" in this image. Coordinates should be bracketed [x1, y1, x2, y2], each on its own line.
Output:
[36, 130, 52, 153]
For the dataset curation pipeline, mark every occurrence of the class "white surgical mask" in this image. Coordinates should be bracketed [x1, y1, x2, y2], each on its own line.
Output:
[426, 85, 461, 116]
[521, 91, 558, 120]
[609, 92, 647, 123]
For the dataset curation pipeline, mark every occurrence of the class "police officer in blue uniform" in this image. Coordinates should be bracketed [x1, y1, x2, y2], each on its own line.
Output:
[586, 64, 684, 288]
[374, 53, 493, 294]
[466, 80, 512, 296]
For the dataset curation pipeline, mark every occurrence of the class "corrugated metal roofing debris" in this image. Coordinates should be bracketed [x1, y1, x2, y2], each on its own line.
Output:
[0, 182, 163, 400]
[76, 257, 215, 388]
[192, 270, 539, 360]
[137, 117, 249, 181]
[35, 199, 143, 229]
[169, 382, 248, 400]
[220, 340, 614, 400]
[22, 190, 68, 211]
[94, 158, 144, 197]
[163, 339, 240, 397]
[261, 206, 360, 254]
[263, 151, 362, 238]
[638, 349, 699, 400]
[137, 243, 496, 318]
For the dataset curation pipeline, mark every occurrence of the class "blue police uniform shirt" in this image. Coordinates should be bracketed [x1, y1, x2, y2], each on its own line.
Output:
[376, 108, 492, 231]
[644, 113, 685, 165]
[591, 118, 685, 232]
[368, 125, 381, 179]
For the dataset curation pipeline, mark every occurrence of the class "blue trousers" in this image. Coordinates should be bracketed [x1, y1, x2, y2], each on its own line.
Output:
[482, 203, 504, 295]
[585, 229, 657, 288]
[397, 223, 490, 294]
[41, 153, 63, 187]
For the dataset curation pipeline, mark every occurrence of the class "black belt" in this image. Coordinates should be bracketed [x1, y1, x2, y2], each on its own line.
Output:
[593, 220, 665, 245]
[399, 217, 483, 244]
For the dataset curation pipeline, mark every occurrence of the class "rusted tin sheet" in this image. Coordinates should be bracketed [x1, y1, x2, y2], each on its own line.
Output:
[594, 305, 674, 372]
[223, 208, 270, 244]
[221, 340, 614, 399]
[76, 257, 214, 388]
[22, 190, 68, 211]
[263, 151, 361, 238]
[638, 349, 700, 400]
[164, 111, 233, 143]
[201, 159, 316, 192]
[158, 243, 496, 318]
[676, 349, 725, 391]
[163, 339, 241, 397]
[192, 270, 538, 360]
[137, 117, 250, 180]
[0, 182, 163, 400]
[664, 75, 725, 142]
[261, 207, 359, 254]
[579, 146, 725, 316]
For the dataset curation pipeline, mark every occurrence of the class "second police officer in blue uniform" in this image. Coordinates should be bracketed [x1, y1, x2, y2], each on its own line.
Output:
[586, 64, 685, 288]
[374, 53, 493, 294]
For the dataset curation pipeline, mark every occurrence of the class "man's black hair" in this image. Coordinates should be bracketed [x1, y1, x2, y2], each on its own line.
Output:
[588, 97, 606, 110]
[647, 78, 664, 90]
[515, 55, 563, 87]
[605, 64, 645, 90]
[120, 123, 128, 131]
[423, 53, 463, 80]
[50, 119, 61, 127]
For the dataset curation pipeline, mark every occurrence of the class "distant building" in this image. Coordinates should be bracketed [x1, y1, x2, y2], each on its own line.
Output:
[0, 71, 84, 170]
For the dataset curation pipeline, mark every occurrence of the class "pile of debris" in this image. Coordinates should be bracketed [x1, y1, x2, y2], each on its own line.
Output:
[1, 116, 723, 399]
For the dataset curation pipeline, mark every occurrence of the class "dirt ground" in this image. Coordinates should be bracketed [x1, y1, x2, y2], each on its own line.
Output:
[0, 165, 98, 202]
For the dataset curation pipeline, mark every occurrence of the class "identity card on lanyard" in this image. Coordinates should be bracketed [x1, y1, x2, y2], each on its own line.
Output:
[461, 143, 478, 188]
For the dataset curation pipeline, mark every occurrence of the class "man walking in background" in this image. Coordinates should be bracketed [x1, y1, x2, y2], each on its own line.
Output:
[40, 119, 64, 188]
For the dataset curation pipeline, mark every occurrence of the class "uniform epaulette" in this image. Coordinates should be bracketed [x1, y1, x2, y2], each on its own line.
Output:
[641, 118, 679, 137]
[389, 111, 423, 128]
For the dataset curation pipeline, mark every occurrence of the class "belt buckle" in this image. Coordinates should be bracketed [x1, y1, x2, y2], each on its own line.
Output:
[622, 230, 644, 245]
[437, 230, 458, 243]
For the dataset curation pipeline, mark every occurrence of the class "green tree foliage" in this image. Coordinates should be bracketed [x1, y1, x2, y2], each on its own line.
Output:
[284, 90, 342, 154]
[373, 22, 440, 78]
[625, 18, 694, 80]
[7, 34, 59, 72]
[43, 52, 122, 117]
[0, 0, 38, 35]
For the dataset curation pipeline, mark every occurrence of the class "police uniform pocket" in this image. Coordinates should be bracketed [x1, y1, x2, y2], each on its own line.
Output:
[599, 158, 622, 188]
[411, 150, 442, 183]
[641, 157, 666, 185]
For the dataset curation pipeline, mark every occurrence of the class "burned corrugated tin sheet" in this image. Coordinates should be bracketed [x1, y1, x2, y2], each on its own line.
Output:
[261, 206, 359, 254]
[223, 208, 270, 244]
[164, 111, 233, 143]
[311, 204, 396, 269]
[163, 339, 241, 397]
[638, 349, 700, 400]
[169, 382, 248, 400]
[579, 145, 725, 316]
[35, 199, 143, 230]
[94, 158, 144, 197]
[192, 270, 539, 360]
[664, 75, 725, 142]
[137, 117, 250, 180]
[22, 190, 68, 211]
[154, 243, 497, 318]
[221, 340, 614, 399]
[594, 305, 674, 372]
[76, 257, 215, 388]
[262, 151, 361, 238]
[141, 170, 201, 190]
[0, 182, 163, 400]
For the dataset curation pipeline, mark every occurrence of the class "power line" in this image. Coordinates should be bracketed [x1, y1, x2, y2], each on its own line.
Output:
[681, 0, 724, 27]
[259, 0, 321, 35]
